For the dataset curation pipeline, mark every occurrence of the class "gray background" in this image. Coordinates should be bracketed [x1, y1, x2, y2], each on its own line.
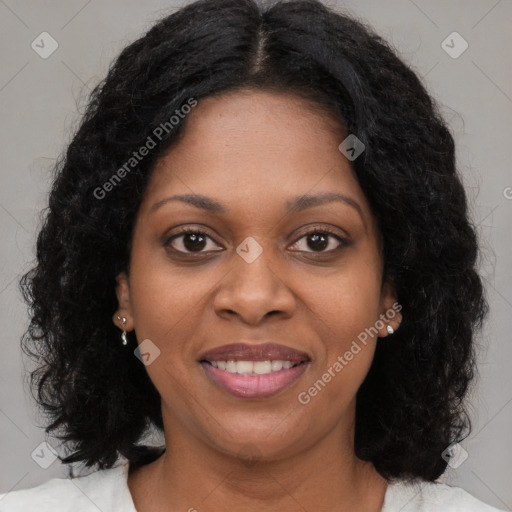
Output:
[0, 0, 511, 508]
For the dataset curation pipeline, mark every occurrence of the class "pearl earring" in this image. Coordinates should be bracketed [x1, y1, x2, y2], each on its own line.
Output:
[117, 315, 128, 345]
[386, 325, 394, 335]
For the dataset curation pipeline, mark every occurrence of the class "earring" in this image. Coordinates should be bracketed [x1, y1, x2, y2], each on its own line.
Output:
[117, 315, 128, 345]
[386, 325, 394, 335]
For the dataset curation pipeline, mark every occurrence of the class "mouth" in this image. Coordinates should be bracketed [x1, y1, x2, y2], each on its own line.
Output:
[199, 342, 310, 399]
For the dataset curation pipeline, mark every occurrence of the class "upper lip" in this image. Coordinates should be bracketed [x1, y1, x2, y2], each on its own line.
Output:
[199, 342, 310, 363]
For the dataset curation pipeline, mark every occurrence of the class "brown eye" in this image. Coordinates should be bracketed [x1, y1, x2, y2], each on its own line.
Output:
[165, 229, 222, 254]
[289, 229, 348, 253]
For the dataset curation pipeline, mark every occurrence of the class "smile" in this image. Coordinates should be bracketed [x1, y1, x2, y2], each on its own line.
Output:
[200, 360, 308, 398]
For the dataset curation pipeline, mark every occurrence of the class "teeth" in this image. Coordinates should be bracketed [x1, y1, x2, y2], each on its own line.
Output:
[253, 361, 272, 374]
[236, 361, 253, 375]
[226, 360, 237, 373]
[208, 360, 300, 376]
[271, 360, 283, 371]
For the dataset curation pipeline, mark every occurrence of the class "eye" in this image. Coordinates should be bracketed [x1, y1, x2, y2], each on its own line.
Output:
[289, 227, 348, 254]
[164, 228, 222, 254]
[164, 226, 349, 256]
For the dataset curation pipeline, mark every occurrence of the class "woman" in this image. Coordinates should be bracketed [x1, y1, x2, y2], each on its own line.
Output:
[0, 0, 504, 510]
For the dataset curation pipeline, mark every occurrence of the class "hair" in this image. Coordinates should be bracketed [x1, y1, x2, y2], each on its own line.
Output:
[20, 0, 487, 482]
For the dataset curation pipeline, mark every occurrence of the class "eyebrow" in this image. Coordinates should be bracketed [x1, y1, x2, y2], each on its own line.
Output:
[149, 192, 363, 217]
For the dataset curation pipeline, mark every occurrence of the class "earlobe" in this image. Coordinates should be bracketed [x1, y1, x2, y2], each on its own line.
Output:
[379, 280, 402, 338]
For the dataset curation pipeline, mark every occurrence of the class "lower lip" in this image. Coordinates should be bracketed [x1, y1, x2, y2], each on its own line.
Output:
[200, 362, 309, 398]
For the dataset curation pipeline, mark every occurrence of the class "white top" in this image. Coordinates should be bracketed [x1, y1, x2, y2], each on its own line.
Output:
[0, 458, 506, 511]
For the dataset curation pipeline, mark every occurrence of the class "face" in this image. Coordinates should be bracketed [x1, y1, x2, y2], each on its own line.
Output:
[114, 90, 401, 462]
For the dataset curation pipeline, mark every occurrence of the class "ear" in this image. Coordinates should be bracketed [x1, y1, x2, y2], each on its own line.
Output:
[377, 279, 402, 338]
[112, 271, 134, 332]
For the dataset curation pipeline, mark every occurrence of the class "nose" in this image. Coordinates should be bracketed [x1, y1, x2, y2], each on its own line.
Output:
[213, 244, 296, 326]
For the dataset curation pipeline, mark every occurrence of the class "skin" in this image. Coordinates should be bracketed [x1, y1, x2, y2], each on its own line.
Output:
[114, 89, 402, 512]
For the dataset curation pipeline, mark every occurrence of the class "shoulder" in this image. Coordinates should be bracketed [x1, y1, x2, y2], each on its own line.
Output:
[0, 459, 136, 512]
[382, 479, 507, 512]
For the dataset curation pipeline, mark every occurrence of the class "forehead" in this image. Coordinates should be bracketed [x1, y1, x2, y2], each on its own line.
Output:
[139, 90, 372, 222]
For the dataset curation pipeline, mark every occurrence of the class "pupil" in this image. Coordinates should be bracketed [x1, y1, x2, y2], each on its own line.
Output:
[308, 233, 328, 251]
[184, 233, 206, 252]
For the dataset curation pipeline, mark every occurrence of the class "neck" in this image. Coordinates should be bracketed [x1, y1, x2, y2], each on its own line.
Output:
[128, 406, 388, 512]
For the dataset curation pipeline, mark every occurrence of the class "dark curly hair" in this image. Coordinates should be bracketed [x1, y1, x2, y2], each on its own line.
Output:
[19, 0, 487, 482]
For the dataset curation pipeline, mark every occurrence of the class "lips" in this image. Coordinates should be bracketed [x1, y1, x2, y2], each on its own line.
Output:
[199, 342, 310, 363]
[199, 342, 311, 399]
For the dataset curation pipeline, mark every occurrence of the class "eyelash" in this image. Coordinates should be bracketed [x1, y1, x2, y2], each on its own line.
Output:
[164, 226, 349, 257]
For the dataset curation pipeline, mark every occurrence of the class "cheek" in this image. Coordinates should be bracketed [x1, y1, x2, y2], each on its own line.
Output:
[127, 249, 201, 357]
[305, 252, 383, 345]
[295, 302, 379, 427]
[297, 250, 383, 395]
